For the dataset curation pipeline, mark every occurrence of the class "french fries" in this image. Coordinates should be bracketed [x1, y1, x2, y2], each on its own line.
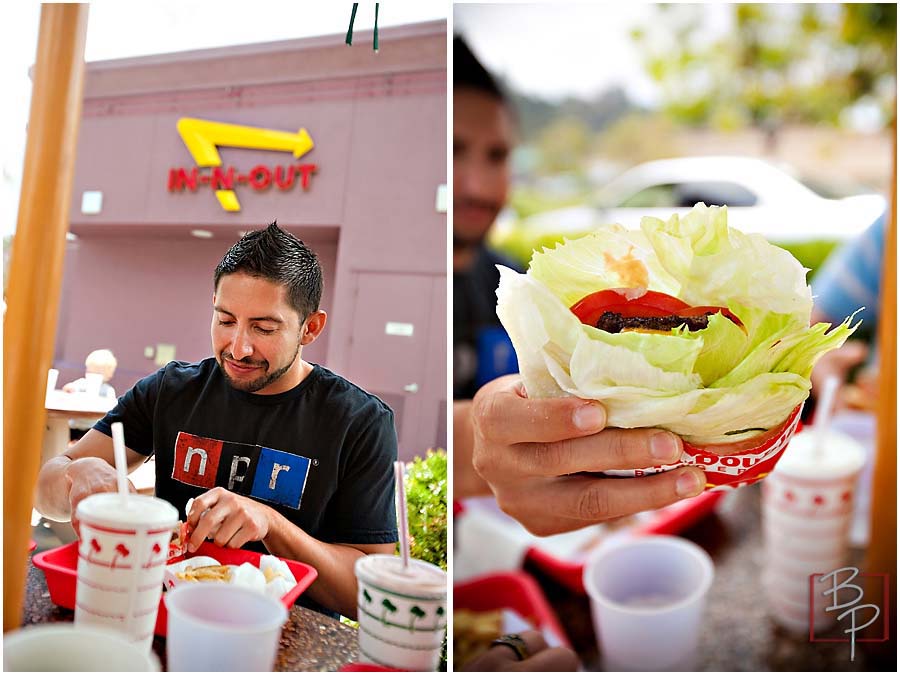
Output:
[175, 564, 232, 583]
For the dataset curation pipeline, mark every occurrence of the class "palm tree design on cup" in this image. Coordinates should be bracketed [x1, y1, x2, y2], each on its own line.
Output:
[145, 541, 162, 568]
[409, 605, 426, 631]
[381, 597, 398, 625]
[110, 542, 131, 569]
[362, 589, 372, 604]
[87, 538, 102, 563]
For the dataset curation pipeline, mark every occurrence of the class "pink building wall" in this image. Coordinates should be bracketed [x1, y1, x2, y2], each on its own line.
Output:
[56, 22, 447, 458]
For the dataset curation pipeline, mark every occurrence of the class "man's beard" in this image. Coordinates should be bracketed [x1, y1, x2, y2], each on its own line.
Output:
[217, 342, 300, 393]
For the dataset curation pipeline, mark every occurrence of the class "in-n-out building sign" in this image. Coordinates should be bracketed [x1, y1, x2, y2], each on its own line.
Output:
[168, 118, 318, 212]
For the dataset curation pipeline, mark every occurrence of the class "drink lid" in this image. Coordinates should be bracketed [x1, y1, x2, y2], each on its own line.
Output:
[773, 428, 866, 480]
[355, 554, 446, 599]
[76, 493, 178, 532]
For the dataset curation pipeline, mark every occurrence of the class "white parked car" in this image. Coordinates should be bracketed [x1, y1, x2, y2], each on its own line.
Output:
[508, 156, 886, 245]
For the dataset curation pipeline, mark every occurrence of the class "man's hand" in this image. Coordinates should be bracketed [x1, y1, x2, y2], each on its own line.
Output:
[470, 375, 705, 536]
[64, 457, 136, 536]
[462, 630, 580, 671]
[186, 487, 273, 552]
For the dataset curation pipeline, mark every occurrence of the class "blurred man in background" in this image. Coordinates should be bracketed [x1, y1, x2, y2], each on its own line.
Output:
[453, 35, 521, 402]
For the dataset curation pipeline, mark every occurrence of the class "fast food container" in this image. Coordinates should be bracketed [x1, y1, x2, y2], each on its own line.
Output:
[32, 541, 316, 637]
[602, 404, 804, 491]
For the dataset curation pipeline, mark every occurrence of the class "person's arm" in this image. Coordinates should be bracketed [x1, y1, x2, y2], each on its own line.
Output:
[469, 375, 704, 537]
[185, 489, 390, 618]
[35, 429, 144, 523]
[454, 400, 491, 498]
[37, 368, 160, 525]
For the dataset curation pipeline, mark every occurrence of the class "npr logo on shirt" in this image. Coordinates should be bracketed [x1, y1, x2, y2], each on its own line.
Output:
[172, 432, 311, 509]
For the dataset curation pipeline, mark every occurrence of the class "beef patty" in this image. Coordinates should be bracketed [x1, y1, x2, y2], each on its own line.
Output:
[596, 311, 714, 334]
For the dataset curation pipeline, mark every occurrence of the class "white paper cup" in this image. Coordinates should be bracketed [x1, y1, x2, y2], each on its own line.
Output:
[761, 428, 866, 634]
[165, 583, 288, 672]
[355, 554, 447, 671]
[75, 493, 178, 651]
[3, 624, 160, 671]
[583, 535, 714, 672]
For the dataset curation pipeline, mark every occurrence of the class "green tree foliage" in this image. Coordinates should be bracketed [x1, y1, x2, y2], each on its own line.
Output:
[633, 3, 896, 131]
[535, 117, 593, 174]
[397, 449, 447, 570]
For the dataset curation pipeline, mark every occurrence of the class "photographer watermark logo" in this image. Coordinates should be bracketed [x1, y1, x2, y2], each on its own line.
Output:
[810, 567, 890, 661]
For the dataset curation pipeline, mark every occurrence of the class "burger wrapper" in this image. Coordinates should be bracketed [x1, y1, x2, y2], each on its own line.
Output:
[168, 521, 189, 562]
[602, 404, 803, 491]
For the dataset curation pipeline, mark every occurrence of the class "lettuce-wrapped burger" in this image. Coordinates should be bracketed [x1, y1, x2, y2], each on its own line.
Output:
[496, 203, 858, 453]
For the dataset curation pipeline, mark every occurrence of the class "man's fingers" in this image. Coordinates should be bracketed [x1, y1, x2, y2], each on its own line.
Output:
[473, 377, 607, 446]
[511, 647, 580, 672]
[514, 428, 683, 477]
[501, 469, 706, 533]
[212, 510, 246, 548]
[463, 631, 548, 671]
[188, 503, 230, 552]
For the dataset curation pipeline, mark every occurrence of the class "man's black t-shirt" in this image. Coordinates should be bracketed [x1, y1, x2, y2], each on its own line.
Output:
[93, 358, 398, 614]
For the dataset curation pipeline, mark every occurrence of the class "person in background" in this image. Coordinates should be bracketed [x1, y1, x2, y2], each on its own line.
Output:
[452, 36, 704, 545]
[453, 35, 522, 402]
[62, 348, 118, 398]
[809, 212, 885, 412]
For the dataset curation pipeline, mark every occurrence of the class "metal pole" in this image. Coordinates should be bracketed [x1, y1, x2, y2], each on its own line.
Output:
[864, 113, 896, 665]
[3, 3, 88, 632]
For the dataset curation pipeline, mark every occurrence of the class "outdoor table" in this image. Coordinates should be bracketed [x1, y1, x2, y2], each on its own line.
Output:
[20, 554, 361, 672]
[526, 482, 876, 671]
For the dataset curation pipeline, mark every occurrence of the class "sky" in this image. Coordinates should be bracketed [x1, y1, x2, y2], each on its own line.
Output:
[453, 3, 731, 105]
[0, 1, 448, 237]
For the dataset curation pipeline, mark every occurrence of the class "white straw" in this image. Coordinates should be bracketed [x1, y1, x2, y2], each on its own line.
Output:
[110, 422, 130, 506]
[812, 375, 841, 461]
[394, 461, 410, 570]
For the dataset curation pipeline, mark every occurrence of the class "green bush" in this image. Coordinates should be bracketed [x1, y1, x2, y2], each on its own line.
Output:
[398, 449, 447, 570]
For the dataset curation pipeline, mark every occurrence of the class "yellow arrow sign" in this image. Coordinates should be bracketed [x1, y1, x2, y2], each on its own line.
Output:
[175, 118, 315, 212]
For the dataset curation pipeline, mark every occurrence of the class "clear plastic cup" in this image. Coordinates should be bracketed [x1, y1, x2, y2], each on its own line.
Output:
[74, 493, 178, 650]
[165, 583, 288, 672]
[583, 535, 714, 672]
[3, 625, 160, 671]
[355, 554, 447, 671]
[761, 428, 866, 634]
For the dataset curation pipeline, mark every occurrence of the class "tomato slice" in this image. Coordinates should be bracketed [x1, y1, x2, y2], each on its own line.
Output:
[570, 289, 690, 326]
[570, 289, 745, 331]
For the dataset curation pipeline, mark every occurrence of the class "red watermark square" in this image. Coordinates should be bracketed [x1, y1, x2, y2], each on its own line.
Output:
[809, 568, 890, 661]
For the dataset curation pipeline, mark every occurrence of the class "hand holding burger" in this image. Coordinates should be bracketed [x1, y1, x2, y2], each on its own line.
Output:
[494, 204, 857, 478]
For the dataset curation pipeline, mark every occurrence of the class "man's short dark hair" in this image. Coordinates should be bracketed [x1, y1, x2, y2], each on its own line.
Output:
[214, 221, 322, 319]
[454, 35, 508, 106]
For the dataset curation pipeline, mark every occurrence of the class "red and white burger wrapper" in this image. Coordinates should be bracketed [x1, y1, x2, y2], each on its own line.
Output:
[602, 404, 804, 491]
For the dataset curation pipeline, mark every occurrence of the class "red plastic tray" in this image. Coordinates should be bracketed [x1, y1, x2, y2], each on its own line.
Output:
[32, 540, 317, 637]
[454, 571, 570, 648]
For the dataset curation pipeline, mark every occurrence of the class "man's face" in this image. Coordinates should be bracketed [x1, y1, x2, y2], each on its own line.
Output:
[211, 272, 305, 395]
[453, 88, 514, 247]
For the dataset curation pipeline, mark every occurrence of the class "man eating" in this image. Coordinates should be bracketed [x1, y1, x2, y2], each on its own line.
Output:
[35, 222, 398, 619]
